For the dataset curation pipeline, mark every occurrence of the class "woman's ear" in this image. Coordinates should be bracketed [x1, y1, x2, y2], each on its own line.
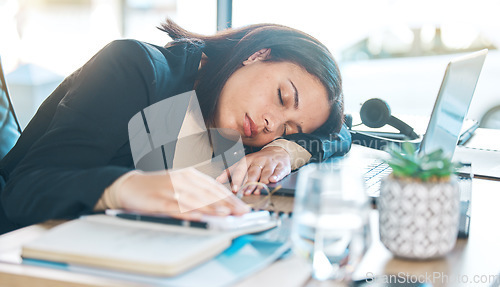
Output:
[243, 48, 271, 66]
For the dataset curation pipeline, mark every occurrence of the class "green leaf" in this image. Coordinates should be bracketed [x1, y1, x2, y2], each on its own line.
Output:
[402, 142, 416, 156]
[385, 142, 456, 180]
[420, 171, 432, 181]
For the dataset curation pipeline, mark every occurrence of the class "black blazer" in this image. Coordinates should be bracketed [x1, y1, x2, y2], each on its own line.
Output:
[0, 40, 351, 234]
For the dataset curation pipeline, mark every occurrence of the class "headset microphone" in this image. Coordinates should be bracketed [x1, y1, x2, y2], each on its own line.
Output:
[359, 98, 418, 140]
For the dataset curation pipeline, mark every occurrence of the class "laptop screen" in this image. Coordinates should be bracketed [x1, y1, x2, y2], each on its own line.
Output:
[419, 49, 487, 158]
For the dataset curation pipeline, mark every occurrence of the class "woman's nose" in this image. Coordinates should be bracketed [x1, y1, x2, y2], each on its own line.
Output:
[263, 113, 276, 132]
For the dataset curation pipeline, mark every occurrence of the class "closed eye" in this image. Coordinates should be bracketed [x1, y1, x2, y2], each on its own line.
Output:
[278, 88, 287, 136]
[278, 88, 284, 106]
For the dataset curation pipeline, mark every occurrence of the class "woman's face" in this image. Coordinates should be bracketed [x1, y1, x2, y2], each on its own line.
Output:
[214, 49, 330, 147]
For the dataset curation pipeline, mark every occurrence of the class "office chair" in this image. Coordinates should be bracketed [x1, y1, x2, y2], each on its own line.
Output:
[0, 56, 22, 160]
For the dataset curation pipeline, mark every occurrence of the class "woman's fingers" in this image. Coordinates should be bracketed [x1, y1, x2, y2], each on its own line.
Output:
[246, 164, 263, 181]
[174, 168, 249, 215]
[258, 164, 275, 184]
[241, 163, 264, 193]
[243, 163, 272, 195]
[269, 162, 290, 183]
[207, 146, 294, 197]
[192, 169, 251, 214]
[215, 169, 230, 184]
[117, 168, 250, 217]
[216, 159, 250, 192]
[224, 160, 250, 193]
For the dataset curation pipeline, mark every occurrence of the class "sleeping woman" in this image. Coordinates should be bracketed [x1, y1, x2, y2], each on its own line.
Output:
[0, 20, 351, 234]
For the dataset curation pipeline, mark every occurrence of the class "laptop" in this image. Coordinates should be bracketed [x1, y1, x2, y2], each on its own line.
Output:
[0, 56, 22, 159]
[269, 49, 488, 198]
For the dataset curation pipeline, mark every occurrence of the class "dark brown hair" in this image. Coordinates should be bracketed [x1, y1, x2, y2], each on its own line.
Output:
[159, 19, 343, 138]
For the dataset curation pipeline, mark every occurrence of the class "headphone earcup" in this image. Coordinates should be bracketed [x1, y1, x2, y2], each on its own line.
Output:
[359, 98, 419, 140]
[360, 98, 391, 128]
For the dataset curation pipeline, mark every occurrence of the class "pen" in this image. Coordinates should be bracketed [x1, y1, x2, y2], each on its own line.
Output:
[458, 121, 479, 145]
[105, 209, 272, 231]
[458, 129, 474, 145]
[105, 209, 208, 229]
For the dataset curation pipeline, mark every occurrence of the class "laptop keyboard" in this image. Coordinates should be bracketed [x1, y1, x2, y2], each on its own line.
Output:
[363, 160, 392, 197]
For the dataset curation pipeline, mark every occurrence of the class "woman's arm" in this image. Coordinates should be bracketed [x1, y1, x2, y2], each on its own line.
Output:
[97, 168, 249, 218]
[2, 39, 249, 227]
[282, 123, 352, 162]
[1, 40, 160, 226]
[216, 124, 352, 194]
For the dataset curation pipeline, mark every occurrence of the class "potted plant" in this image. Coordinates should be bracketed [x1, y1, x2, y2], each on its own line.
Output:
[378, 142, 460, 259]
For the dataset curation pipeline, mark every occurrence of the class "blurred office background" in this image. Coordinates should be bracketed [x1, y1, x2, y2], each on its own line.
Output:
[1, 0, 499, 129]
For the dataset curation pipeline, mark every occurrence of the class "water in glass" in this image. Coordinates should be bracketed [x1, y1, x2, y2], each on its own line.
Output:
[291, 162, 370, 282]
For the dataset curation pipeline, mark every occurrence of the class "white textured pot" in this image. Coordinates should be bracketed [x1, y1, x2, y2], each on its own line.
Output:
[378, 176, 460, 259]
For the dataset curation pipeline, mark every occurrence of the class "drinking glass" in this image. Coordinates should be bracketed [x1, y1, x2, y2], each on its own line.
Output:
[291, 162, 371, 283]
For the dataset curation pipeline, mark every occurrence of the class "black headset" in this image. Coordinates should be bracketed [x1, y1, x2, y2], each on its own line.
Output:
[359, 98, 418, 140]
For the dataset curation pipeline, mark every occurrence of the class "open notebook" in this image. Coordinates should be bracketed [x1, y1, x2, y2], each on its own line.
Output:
[21, 213, 277, 277]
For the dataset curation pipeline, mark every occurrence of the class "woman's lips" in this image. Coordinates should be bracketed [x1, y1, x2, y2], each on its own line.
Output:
[244, 114, 258, 138]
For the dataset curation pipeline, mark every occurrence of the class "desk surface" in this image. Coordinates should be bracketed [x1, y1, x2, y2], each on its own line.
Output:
[1, 147, 500, 287]
[237, 178, 500, 287]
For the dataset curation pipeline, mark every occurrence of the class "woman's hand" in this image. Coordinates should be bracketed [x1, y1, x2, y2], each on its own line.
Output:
[115, 167, 250, 220]
[216, 146, 292, 195]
